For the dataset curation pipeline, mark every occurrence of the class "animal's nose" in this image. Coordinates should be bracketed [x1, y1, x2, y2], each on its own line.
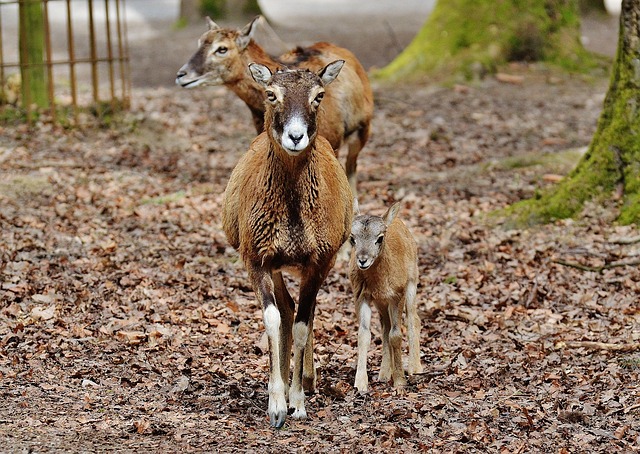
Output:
[289, 132, 303, 145]
[358, 258, 367, 267]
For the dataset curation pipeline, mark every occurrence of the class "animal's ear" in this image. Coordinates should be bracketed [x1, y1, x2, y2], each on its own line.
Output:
[237, 15, 261, 50]
[318, 60, 345, 86]
[353, 198, 361, 215]
[383, 202, 401, 226]
[249, 63, 272, 87]
[206, 16, 220, 31]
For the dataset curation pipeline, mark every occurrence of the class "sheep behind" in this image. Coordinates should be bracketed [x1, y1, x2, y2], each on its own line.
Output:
[176, 16, 373, 192]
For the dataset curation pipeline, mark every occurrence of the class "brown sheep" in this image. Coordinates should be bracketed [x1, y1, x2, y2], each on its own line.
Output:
[222, 61, 352, 427]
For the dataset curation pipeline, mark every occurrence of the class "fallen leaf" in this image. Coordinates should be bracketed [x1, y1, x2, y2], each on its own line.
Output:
[116, 331, 146, 344]
[30, 305, 56, 321]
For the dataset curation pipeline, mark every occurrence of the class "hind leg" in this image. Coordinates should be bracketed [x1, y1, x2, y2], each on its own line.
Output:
[405, 280, 423, 375]
[345, 123, 370, 194]
[388, 302, 406, 388]
[302, 318, 316, 393]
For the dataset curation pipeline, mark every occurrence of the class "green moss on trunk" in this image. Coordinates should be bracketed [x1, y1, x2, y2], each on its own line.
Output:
[507, 0, 640, 226]
[376, 0, 599, 82]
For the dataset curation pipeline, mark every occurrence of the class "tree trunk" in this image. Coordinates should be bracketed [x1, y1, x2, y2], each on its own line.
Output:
[509, 0, 640, 225]
[376, 0, 598, 82]
[19, 0, 48, 109]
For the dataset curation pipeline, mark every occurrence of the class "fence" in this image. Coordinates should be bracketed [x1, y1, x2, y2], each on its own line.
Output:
[0, 0, 131, 123]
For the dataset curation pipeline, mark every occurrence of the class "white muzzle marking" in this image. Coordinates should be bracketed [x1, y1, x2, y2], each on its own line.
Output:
[281, 115, 309, 154]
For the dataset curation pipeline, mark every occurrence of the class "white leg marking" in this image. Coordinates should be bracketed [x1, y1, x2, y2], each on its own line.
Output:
[264, 305, 287, 427]
[405, 281, 423, 375]
[290, 321, 308, 419]
[264, 304, 281, 338]
[354, 302, 372, 393]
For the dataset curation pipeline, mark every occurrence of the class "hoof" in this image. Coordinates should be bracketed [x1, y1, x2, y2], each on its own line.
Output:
[354, 374, 368, 394]
[291, 407, 307, 420]
[377, 373, 391, 383]
[269, 410, 286, 429]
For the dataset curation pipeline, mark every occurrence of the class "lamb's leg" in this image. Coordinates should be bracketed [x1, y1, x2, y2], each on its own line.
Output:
[405, 280, 423, 375]
[388, 302, 406, 388]
[249, 267, 287, 428]
[378, 305, 392, 382]
[273, 271, 295, 397]
[354, 299, 372, 393]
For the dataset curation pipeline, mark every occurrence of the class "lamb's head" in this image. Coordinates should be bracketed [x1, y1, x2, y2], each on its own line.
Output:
[249, 60, 344, 155]
[350, 201, 401, 270]
[176, 16, 259, 88]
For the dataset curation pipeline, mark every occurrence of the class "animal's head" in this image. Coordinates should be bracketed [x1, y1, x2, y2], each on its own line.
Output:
[350, 200, 401, 270]
[175, 16, 259, 87]
[248, 60, 344, 155]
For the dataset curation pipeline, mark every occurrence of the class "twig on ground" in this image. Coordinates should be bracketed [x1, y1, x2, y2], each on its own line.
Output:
[552, 259, 640, 273]
[606, 402, 640, 416]
[12, 161, 85, 169]
[561, 341, 640, 352]
[610, 235, 640, 245]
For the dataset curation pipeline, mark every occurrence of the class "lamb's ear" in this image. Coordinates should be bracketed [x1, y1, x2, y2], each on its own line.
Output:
[383, 202, 401, 226]
[318, 60, 345, 86]
[206, 16, 219, 31]
[249, 63, 272, 87]
[237, 15, 260, 50]
[353, 198, 361, 215]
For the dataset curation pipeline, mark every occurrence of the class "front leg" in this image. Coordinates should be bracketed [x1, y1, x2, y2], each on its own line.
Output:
[273, 271, 295, 397]
[289, 269, 327, 419]
[378, 305, 392, 383]
[248, 266, 287, 428]
[354, 299, 372, 393]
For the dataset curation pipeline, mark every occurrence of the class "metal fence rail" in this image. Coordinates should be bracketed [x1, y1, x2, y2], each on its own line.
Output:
[0, 0, 131, 123]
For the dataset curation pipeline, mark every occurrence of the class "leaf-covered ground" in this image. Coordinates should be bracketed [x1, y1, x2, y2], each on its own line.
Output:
[1, 67, 639, 452]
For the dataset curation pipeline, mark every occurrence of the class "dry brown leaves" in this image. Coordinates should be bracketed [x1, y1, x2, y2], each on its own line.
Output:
[0, 72, 639, 452]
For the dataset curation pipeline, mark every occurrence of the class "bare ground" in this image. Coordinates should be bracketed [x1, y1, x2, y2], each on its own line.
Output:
[1, 11, 639, 454]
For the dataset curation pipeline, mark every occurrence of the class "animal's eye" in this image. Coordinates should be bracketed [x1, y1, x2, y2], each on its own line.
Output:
[349, 235, 355, 246]
[215, 46, 228, 55]
[313, 92, 324, 105]
[376, 235, 384, 245]
[265, 90, 277, 103]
